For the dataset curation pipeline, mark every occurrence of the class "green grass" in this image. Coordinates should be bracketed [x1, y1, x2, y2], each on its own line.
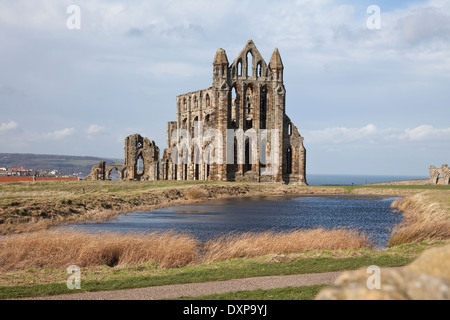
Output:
[0, 249, 417, 299]
[175, 285, 328, 300]
[357, 184, 450, 190]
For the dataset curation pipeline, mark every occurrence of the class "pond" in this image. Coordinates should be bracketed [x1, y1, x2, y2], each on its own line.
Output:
[62, 194, 403, 249]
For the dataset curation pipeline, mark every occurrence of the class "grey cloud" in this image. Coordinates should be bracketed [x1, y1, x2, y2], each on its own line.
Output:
[396, 8, 450, 46]
[0, 83, 26, 97]
[124, 23, 204, 40]
[0, 120, 20, 133]
[125, 27, 146, 37]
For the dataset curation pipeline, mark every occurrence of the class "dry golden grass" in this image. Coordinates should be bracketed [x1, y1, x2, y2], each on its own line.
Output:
[0, 231, 199, 271]
[184, 187, 208, 200]
[388, 221, 450, 246]
[389, 192, 450, 246]
[202, 228, 370, 263]
[0, 228, 371, 271]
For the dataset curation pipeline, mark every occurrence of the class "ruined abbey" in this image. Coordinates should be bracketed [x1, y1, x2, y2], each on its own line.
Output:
[87, 41, 307, 185]
[429, 164, 450, 185]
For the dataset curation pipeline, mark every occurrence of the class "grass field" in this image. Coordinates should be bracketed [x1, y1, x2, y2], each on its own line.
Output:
[0, 180, 449, 300]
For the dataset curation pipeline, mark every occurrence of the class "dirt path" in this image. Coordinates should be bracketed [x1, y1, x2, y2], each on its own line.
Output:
[21, 272, 342, 300]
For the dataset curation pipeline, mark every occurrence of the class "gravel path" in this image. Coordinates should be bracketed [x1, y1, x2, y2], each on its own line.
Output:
[23, 272, 342, 300]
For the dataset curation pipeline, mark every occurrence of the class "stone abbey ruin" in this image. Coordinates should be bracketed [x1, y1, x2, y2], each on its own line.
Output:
[429, 165, 450, 185]
[87, 40, 307, 185]
[86, 134, 160, 181]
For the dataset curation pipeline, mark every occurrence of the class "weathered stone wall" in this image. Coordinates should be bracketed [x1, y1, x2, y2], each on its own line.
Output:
[430, 164, 450, 185]
[87, 41, 307, 185]
[85, 134, 160, 181]
[162, 40, 307, 185]
[85, 161, 106, 181]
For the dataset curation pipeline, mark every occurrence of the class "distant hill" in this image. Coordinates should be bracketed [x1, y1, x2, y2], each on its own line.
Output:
[0, 153, 122, 177]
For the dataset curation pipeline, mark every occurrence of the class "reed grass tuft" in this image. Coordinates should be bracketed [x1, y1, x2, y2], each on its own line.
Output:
[0, 228, 371, 271]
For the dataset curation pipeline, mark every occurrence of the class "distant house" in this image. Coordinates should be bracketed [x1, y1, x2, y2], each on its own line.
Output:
[10, 167, 31, 176]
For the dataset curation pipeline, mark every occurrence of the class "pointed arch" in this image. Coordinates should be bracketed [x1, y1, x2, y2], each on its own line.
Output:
[192, 116, 199, 136]
[256, 61, 262, 78]
[245, 85, 253, 114]
[191, 143, 201, 181]
[229, 85, 239, 129]
[260, 136, 267, 169]
[260, 85, 268, 129]
[107, 167, 119, 181]
[246, 51, 253, 77]
[194, 95, 199, 109]
[433, 173, 442, 185]
[244, 138, 252, 173]
[205, 93, 211, 108]
[245, 85, 254, 129]
[286, 146, 293, 174]
[165, 159, 169, 180]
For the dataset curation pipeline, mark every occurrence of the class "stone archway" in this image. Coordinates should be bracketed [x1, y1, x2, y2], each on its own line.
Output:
[430, 165, 450, 185]
[105, 165, 128, 181]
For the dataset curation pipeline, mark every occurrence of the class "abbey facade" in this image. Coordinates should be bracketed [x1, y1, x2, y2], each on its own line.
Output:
[87, 41, 307, 185]
[161, 40, 306, 185]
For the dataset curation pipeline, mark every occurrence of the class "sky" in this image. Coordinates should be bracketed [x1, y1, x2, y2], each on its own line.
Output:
[0, 0, 449, 176]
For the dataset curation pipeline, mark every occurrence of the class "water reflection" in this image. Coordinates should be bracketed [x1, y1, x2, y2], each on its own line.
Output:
[62, 194, 403, 248]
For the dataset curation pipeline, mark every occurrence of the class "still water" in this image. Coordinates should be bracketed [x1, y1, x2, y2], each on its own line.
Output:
[63, 194, 403, 249]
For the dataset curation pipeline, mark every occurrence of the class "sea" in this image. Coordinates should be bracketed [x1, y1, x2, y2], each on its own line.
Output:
[109, 174, 428, 185]
[306, 174, 428, 186]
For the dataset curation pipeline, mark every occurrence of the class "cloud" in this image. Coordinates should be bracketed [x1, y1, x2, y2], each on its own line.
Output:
[150, 62, 198, 77]
[0, 120, 19, 133]
[43, 128, 75, 140]
[125, 22, 204, 40]
[0, 0, 65, 31]
[307, 124, 450, 147]
[86, 124, 106, 135]
[395, 7, 450, 47]
[401, 125, 450, 141]
[307, 124, 379, 144]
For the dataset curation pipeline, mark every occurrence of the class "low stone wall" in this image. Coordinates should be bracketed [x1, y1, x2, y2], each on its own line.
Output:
[0, 177, 79, 183]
